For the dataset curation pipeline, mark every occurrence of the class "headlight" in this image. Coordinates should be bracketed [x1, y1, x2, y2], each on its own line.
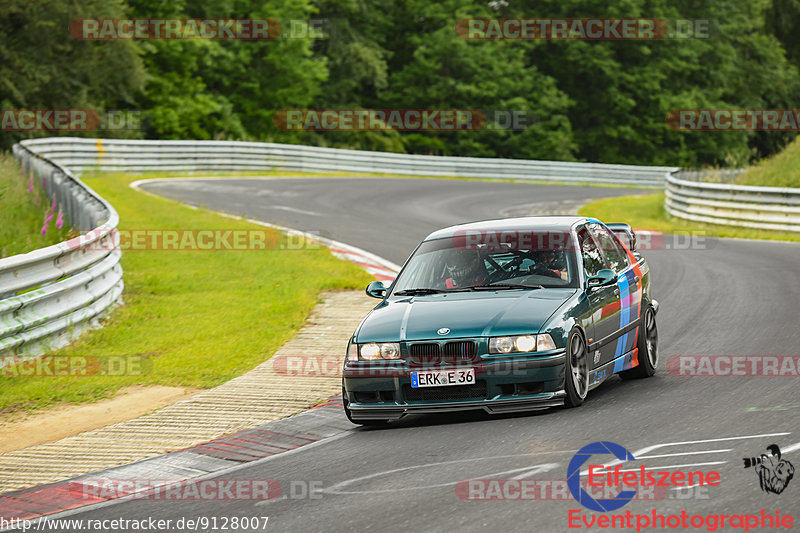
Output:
[360, 343, 381, 360]
[358, 342, 401, 361]
[380, 343, 400, 359]
[489, 334, 557, 354]
[491, 337, 514, 354]
[514, 335, 537, 352]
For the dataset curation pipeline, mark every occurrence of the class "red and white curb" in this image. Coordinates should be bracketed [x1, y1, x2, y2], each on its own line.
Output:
[0, 399, 353, 526]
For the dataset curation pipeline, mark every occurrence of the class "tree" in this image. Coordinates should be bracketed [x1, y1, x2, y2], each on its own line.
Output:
[0, 0, 145, 148]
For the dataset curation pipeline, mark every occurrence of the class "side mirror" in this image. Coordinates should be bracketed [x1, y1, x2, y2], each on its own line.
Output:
[587, 269, 618, 289]
[615, 229, 636, 251]
[366, 280, 388, 299]
[606, 223, 637, 251]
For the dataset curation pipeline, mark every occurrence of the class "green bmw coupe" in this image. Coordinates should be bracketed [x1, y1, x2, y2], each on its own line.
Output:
[342, 216, 659, 425]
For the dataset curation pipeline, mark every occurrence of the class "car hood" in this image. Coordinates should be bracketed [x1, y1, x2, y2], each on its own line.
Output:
[356, 289, 577, 342]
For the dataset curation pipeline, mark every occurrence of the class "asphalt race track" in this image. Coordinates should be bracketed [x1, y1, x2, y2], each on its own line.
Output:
[68, 178, 800, 531]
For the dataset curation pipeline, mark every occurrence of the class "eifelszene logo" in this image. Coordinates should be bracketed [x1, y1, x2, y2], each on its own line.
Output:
[567, 441, 722, 513]
[568, 441, 637, 512]
[743, 444, 795, 495]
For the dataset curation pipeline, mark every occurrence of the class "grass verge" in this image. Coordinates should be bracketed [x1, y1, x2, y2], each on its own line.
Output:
[579, 193, 800, 242]
[0, 152, 70, 258]
[735, 136, 800, 188]
[0, 172, 373, 416]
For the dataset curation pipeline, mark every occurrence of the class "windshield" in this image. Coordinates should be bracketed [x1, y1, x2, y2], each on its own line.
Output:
[391, 234, 578, 294]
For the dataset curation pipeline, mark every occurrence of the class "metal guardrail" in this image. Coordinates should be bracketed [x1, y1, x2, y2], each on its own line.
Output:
[0, 144, 123, 356]
[21, 137, 675, 186]
[665, 171, 800, 232]
[674, 169, 745, 184]
[1, 136, 675, 356]
[4, 136, 797, 357]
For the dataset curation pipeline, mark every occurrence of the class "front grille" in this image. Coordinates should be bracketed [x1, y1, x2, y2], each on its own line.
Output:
[403, 381, 488, 402]
[409, 343, 441, 366]
[409, 343, 440, 356]
[409, 341, 478, 366]
[443, 341, 477, 364]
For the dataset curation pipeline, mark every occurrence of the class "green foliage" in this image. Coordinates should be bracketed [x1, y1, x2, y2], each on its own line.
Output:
[378, 0, 575, 160]
[3, 0, 800, 166]
[0, 0, 145, 148]
[514, 0, 800, 167]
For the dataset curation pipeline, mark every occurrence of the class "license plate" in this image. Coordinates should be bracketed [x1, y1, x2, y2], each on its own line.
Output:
[410, 368, 475, 388]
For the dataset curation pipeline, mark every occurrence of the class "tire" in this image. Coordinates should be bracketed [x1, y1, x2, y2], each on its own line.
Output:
[620, 305, 658, 380]
[564, 329, 589, 408]
[342, 387, 390, 427]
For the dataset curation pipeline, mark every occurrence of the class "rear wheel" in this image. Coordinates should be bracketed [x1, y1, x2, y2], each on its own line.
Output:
[620, 305, 658, 379]
[564, 329, 588, 408]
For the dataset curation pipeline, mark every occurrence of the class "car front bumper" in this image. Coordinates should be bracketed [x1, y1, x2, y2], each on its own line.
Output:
[343, 351, 567, 421]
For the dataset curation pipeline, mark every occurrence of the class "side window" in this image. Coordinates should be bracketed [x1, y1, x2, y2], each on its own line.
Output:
[577, 226, 606, 277]
[590, 224, 629, 272]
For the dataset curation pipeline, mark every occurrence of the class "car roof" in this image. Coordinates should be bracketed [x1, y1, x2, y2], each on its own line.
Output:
[423, 216, 597, 241]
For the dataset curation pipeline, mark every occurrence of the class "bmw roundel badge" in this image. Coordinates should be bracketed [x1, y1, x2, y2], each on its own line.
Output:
[437, 327, 450, 335]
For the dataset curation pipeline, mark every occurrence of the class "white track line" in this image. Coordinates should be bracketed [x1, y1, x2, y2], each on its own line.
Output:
[635, 449, 732, 460]
[632, 432, 792, 457]
[581, 432, 791, 476]
[781, 441, 800, 454]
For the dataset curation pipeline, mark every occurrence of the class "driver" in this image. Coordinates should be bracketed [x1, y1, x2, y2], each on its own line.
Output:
[442, 249, 485, 288]
[532, 250, 568, 281]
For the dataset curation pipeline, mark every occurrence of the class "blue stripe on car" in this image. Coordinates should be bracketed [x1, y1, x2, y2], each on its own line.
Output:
[613, 273, 630, 362]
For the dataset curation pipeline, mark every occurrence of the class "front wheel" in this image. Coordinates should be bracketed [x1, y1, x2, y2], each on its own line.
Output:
[620, 305, 658, 379]
[564, 329, 589, 408]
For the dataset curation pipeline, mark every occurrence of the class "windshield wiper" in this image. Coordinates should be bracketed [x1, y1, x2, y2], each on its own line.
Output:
[394, 286, 478, 295]
[394, 284, 542, 295]
[468, 283, 545, 290]
[393, 288, 446, 295]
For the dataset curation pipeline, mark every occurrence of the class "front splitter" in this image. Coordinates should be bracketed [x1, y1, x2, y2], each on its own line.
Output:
[347, 391, 567, 421]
